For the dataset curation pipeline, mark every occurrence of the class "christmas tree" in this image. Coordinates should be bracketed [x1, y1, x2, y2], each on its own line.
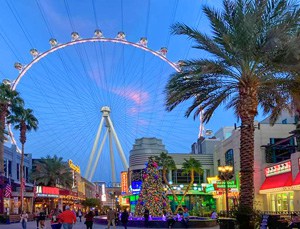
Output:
[135, 157, 171, 216]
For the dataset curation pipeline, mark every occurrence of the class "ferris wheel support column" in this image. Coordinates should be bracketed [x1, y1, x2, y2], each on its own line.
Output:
[108, 127, 116, 183]
[88, 129, 109, 181]
[106, 115, 129, 169]
[85, 117, 105, 179]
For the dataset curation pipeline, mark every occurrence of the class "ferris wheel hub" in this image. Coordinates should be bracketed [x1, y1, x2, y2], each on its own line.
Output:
[101, 106, 111, 116]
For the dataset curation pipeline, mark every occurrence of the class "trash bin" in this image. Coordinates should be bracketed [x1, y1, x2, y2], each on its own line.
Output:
[219, 218, 236, 229]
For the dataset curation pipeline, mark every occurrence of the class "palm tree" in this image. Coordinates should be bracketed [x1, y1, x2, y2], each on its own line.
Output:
[0, 82, 23, 176]
[154, 152, 177, 212]
[175, 158, 203, 213]
[8, 106, 38, 212]
[166, 0, 299, 219]
[30, 155, 73, 188]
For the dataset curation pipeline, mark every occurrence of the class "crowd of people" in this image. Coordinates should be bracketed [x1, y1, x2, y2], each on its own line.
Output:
[20, 206, 95, 229]
[19, 206, 219, 229]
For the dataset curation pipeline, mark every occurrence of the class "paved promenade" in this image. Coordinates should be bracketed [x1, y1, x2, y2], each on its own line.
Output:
[0, 220, 220, 229]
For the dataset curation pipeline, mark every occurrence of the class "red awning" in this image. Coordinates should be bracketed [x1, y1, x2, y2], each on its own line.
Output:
[260, 172, 292, 190]
[293, 172, 300, 185]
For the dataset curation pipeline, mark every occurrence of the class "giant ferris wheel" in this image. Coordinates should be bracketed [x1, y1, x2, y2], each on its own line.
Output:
[6, 30, 206, 182]
[1, 0, 209, 184]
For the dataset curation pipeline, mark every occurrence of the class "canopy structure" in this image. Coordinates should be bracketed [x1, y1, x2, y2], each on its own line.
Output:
[259, 172, 293, 194]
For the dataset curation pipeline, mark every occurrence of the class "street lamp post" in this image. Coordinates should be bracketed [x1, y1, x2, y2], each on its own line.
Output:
[218, 165, 233, 217]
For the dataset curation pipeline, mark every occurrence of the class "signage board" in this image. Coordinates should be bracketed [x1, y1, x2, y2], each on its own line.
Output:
[265, 161, 291, 177]
[36, 186, 59, 195]
[131, 181, 142, 194]
[121, 171, 128, 194]
[216, 180, 237, 189]
[68, 160, 81, 174]
[101, 184, 106, 201]
[205, 184, 215, 193]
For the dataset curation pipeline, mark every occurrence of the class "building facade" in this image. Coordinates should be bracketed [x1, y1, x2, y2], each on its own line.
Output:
[127, 137, 215, 214]
[1, 144, 33, 214]
[214, 111, 298, 213]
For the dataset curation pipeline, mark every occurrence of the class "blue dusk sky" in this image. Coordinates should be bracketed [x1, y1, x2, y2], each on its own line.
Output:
[0, 0, 266, 182]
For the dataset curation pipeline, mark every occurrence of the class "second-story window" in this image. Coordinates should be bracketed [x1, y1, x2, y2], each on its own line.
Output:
[17, 163, 20, 180]
[225, 149, 234, 167]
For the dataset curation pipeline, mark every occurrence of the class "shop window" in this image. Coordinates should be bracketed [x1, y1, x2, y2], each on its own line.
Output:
[4, 159, 7, 177]
[265, 138, 296, 163]
[277, 194, 282, 211]
[282, 193, 288, 211]
[289, 192, 294, 211]
[25, 167, 29, 182]
[206, 169, 210, 178]
[175, 169, 202, 184]
[225, 149, 234, 167]
[8, 160, 12, 177]
[271, 194, 276, 211]
[17, 163, 20, 180]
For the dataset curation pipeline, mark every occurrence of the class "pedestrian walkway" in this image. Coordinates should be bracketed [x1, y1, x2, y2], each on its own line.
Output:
[0, 220, 220, 229]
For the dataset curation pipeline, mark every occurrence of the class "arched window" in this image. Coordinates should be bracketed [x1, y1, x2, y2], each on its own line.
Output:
[225, 149, 234, 166]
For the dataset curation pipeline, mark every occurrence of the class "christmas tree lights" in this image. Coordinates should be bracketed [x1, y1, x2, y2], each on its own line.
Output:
[135, 157, 171, 216]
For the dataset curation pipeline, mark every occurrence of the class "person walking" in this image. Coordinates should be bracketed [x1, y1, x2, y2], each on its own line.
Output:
[78, 209, 83, 222]
[289, 213, 300, 229]
[59, 205, 77, 229]
[121, 209, 129, 229]
[182, 208, 189, 228]
[34, 208, 40, 229]
[20, 211, 28, 229]
[50, 208, 62, 229]
[84, 211, 94, 229]
[144, 208, 150, 228]
[106, 208, 116, 229]
[166, 211, 175, 229]
[39, 209, 46, 229]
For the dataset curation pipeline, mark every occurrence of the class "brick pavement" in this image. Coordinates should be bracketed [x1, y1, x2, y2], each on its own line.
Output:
[0, 220, 220, 229]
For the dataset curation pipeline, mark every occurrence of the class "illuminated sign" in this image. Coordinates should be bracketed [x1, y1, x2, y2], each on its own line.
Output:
[216, 180, 237, 189]
[265, 161, 291, 177]
[101, 184, 106, 201]
[207, 176, 220, 184]
[205, 184, 215, 193]
[36, 186, 60, 198]
[121, 171, 128, 194]
[131, 181, 142, 194]
[68, 160, 81, 174]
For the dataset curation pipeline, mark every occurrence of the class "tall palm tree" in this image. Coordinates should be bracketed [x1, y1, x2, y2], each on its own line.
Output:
[30, 155, 73, 188]
[0, 82, 23, 176]
[166, 0, 299, 220]
[8, 106, 38, 212]
[175, 158, 203, 213]
[154, 152, 177, 212]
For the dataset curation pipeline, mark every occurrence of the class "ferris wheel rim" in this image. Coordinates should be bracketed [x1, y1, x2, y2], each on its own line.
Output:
[12, 37, 180, 90]
[8, 35, 181, 153]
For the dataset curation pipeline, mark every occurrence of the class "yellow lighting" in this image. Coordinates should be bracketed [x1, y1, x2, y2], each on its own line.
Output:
[218, 165, 233, 173]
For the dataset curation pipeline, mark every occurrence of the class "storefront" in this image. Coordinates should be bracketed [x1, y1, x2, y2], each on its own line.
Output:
[206, 176, 239, 213]
[34, 186, 60, 214]
[259, 161, 295, 212]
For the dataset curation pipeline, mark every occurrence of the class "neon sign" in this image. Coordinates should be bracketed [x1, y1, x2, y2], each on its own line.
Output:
[265, 161, 291, 177]
[68, 160, 81, 174]
[205, 184, 215, 193]
[216, 180, 237, 189]
[121, 171, 128, 194]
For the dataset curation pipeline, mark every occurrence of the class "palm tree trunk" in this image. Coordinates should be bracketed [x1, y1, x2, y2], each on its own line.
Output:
[175, 170, 194, 213]
[20, 142, 24, 213]
[238, 86, 257, 215]
[0, 106, 7, 176]
[163, 169, 178, 213]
